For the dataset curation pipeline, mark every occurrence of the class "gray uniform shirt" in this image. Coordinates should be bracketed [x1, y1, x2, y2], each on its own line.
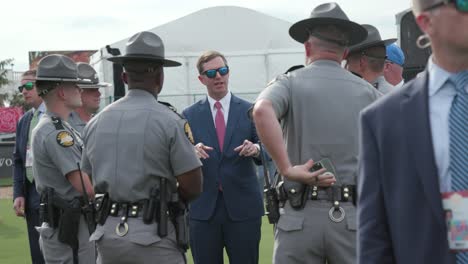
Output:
[81, 89, 202, 202]
[68, 111, 86, 134]
[32, 112, 83, 200]
[374, 75, 394, 94]
[257, 60, 381, 185]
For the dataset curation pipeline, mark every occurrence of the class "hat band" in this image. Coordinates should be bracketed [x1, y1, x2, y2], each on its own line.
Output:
[36, 76, 79, 82]
[122, 53, 166, 60]
[308, 31, 349, 46]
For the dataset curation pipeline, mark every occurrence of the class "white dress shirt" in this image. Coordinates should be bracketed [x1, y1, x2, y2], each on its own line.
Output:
[34, 102, 46, 116]
[394, 80, 404, 89]
[207, 92, 231, 127]
[427, 58, 468, 192]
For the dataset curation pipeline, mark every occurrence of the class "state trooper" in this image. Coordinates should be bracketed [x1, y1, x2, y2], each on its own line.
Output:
[253, 3, 381, 264]
[345, 24, 396, 94]
[81, 31, 203, 264]
[32, 54, 96, 264]
[68, 62, 109, 133]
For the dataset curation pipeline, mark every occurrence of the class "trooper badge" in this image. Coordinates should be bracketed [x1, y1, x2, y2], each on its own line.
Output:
[56, 131, 75, 147]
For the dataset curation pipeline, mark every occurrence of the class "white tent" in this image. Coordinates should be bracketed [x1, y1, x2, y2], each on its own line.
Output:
[91, 6, 304, 111]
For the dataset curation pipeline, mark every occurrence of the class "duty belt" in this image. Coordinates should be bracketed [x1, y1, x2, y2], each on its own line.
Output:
[309, 185, 356, 223]
[107, 200, 146, 218]
[308, 185, 356, 203]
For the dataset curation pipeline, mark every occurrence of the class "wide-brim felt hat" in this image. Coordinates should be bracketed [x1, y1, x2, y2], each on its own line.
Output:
[412, 0, 443, 13]
[289, 2, 368, 46]
[108, 31, 181, 67]
[76, 62, 110, 88]
[36, 54, 79, 82]
[349, 24, 397, 53]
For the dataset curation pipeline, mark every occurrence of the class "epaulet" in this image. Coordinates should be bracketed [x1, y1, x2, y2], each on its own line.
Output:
[51, 116, 65, 130]
[159, 101, 194, 144]
[284, 65, 304, 74]
[266, 73, 288, 87]
[158, 101, 184, 119]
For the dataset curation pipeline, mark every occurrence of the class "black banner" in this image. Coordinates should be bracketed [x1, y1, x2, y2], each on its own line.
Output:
[0, 142, 15, 180]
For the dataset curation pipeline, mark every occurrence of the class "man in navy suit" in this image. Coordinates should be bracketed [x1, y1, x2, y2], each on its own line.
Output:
[183, 50, 264, 264]
[12, 69, 45, 264]
[358, 0, 468, 263]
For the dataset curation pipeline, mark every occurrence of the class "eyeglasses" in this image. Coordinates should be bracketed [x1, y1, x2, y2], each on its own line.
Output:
[18, 81, 35, 92]
[362, 51, 387, 60]
[202, 66, 229, 79]
[425, 0, 468, 12]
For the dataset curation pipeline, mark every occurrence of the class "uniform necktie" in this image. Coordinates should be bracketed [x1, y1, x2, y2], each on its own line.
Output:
[448, 71, 468, 264]
[26, 110, 41, 182]
[214, 101, 226, 152]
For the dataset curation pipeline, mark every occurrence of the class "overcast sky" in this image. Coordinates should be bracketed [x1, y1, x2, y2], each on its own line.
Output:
[1, 0, 411, 71]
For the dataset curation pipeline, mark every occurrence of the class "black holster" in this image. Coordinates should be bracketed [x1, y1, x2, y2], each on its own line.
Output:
[142, 179, 167, 238]
[169, 200, 190, 252]
[284, 182, 308, 210]
[41, 188, 81, 264]
[264, 187, 280, 224]
[39, 188, 59, 228]
[143, 187, 160, 225]
[95, 193, 111, 225]
[57, 198, 81, 264]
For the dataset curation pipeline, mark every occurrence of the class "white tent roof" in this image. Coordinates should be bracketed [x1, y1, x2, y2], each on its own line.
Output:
[92, 6, 304, 110]
[111, 6, 302, 55]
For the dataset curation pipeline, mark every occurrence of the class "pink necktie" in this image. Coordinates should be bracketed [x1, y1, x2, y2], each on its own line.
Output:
[214, 101, 226, 152]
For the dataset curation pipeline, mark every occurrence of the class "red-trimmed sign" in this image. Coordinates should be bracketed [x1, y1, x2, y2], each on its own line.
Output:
[0, 107, 23, 133]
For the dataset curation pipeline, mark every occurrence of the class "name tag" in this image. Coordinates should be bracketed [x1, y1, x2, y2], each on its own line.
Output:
[442, 191, 468, 251]
[25, 147, 33, 168]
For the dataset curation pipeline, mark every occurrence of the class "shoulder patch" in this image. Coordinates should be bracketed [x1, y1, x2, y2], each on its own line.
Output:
[56, 131, 75, 147]
[184, 122, 195, 144]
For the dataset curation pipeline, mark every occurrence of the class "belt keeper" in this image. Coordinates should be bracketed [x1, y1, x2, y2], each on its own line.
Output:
[130, 205, 138, 217]
[342, 186, 350, 202]
[311, 186, 318, 200]
[110, 203, 119, 216]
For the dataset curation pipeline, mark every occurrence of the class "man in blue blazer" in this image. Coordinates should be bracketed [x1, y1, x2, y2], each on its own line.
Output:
[12, 70, 45, 264]
[358, 1, 468, 263]
[183, 51, 264, 264]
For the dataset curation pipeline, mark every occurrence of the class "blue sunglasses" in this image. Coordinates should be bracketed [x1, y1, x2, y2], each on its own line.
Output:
[425, 0, 468, 12]
[202, 66, 229, 78]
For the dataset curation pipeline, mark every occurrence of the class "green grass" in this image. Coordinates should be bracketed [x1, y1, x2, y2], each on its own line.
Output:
[0, 199, 274, 264]
[0, 199, 30, 264]
[0, 178, 12, 187]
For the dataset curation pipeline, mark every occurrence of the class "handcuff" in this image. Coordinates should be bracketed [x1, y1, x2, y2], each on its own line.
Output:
[329, 186, 346, 223]
[115, 203, 129, 236]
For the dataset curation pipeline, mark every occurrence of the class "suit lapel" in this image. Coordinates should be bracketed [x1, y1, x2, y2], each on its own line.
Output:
[25, 110, 34, 139]
[401, 71, 445, 228]
[198, 98, 221, 154]
[223, 95, 241, 153]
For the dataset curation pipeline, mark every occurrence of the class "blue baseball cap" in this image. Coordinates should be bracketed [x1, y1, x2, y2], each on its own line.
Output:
[386, 44, 405, 66]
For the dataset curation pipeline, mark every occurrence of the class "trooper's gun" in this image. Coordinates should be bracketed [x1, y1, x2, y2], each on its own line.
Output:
[169, 195, 190, 252]
[259, 142, 280, 224]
